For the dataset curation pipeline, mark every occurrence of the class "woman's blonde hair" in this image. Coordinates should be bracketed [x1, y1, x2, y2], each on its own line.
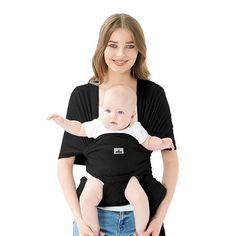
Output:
[90, 13, 150, 84]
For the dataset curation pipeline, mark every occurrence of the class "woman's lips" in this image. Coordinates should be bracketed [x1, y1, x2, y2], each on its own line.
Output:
[113, 60, 128, 66]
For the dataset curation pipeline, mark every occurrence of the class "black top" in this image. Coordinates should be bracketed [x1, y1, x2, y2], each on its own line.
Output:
[59, 79, 176, 165]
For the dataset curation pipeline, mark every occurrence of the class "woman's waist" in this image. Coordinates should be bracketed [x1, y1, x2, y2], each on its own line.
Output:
[98, 204, 134, 212]
[86, 169, 152, 183]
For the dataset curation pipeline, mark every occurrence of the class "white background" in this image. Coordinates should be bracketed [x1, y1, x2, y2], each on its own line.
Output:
[0, 0, 236, 235]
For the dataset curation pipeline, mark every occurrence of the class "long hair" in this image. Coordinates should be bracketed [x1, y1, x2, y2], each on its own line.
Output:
[90, 13, 150, 84]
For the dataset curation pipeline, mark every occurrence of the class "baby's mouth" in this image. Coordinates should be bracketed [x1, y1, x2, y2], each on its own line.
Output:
[110, 121, 117, 125]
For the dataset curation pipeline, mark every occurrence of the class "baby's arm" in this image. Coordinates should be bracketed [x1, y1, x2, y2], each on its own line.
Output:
[47, 114, 87, 137]
[142, 135, 174, 151]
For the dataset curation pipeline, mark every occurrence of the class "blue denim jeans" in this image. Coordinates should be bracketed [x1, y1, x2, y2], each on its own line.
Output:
[73, 208, 135, 236]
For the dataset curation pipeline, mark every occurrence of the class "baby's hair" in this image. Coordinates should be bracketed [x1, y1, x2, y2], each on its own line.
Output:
[103, 85, 137, 110]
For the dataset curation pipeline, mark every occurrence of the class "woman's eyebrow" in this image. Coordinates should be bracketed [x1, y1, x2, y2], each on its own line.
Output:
[108, 40, 134, 44]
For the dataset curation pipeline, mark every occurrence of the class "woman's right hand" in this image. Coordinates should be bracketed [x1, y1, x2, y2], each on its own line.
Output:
[77, 219, 105, 236]
[77, 219, 96, 236]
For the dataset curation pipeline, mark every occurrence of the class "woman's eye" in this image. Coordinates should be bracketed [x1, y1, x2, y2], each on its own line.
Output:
[118, 111, 124, 115]
[105, 109, 111, 113]
[126, 44, 135, 49]
[108, 44, 117, 48]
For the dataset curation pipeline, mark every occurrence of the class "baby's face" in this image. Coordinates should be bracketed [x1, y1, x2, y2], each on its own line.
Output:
[101, 95, 135, 131]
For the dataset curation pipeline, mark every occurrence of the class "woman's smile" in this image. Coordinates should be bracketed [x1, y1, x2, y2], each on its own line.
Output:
[112, 59, 128, 66]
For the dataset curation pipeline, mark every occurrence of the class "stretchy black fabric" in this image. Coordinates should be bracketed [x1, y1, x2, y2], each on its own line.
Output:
[79, 132, 162, 208]
[58, 79, 176, 235]
[59, 79, 176, 161]
[83, 133, 152, 183]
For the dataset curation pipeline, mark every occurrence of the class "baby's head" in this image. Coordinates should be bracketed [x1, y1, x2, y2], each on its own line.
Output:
[101, 85, 137, 131]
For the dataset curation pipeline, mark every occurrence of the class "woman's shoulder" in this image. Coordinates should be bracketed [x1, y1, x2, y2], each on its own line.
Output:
[72, 83, 96, 92]
[71, 83, 97, 97]
[67, 83, 99, 120]
[137, 79, 165, 95]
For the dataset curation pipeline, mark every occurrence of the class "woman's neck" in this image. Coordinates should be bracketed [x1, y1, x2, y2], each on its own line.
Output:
[102, 71, 136, 88]
[99, 72, 137, 106]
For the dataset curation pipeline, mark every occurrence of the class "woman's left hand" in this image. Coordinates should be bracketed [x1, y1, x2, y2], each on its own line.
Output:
[144, 217, 162, 236]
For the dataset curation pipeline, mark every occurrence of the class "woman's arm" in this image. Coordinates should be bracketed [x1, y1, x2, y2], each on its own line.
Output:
[145, 150, 179, 235]
[57, 157, 96, 236]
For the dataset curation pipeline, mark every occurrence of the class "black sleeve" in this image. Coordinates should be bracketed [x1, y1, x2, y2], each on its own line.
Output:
[58, 85, 96, 165]
[138, 81, 177, 150]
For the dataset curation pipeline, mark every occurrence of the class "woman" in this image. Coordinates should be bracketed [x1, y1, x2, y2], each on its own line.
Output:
[58, 13, 179, 236]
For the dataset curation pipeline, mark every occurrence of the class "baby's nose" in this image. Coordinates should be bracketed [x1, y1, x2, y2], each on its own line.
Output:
[110, 112, 117, 118]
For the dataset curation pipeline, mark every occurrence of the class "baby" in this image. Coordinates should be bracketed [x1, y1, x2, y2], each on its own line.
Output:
[48, 85, 173, 236]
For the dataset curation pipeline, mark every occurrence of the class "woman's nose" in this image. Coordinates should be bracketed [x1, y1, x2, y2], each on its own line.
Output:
[116, 47, 126, 57]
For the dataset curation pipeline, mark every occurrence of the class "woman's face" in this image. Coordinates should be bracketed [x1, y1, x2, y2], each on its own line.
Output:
[104, 28, 138, 74]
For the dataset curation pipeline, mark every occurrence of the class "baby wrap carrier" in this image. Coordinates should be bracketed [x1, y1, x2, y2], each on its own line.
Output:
[82, 133, 159, 207]
[59, 79, 176, 234]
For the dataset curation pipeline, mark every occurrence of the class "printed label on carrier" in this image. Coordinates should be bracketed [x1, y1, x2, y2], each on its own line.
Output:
[113, 147, 124, 155]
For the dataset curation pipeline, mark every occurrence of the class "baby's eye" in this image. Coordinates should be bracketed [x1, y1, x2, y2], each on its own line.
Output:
[118, 111, 124, 115]
[105, 109, 111, 113]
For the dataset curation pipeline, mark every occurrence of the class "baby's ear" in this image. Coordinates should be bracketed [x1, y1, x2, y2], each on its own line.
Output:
[131, 112, 136, 120]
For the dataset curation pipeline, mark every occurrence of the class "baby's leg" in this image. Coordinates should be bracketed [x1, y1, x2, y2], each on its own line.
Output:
[125, 176, 149, 236]
[80, 176, 103, 235]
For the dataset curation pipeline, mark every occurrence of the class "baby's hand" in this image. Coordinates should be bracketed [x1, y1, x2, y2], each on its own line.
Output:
[162, 138, 174, 150]
[47, 114, 65, 126]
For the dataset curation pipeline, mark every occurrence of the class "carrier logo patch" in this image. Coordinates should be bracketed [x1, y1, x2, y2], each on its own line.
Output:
[113, 147, 124, 155]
